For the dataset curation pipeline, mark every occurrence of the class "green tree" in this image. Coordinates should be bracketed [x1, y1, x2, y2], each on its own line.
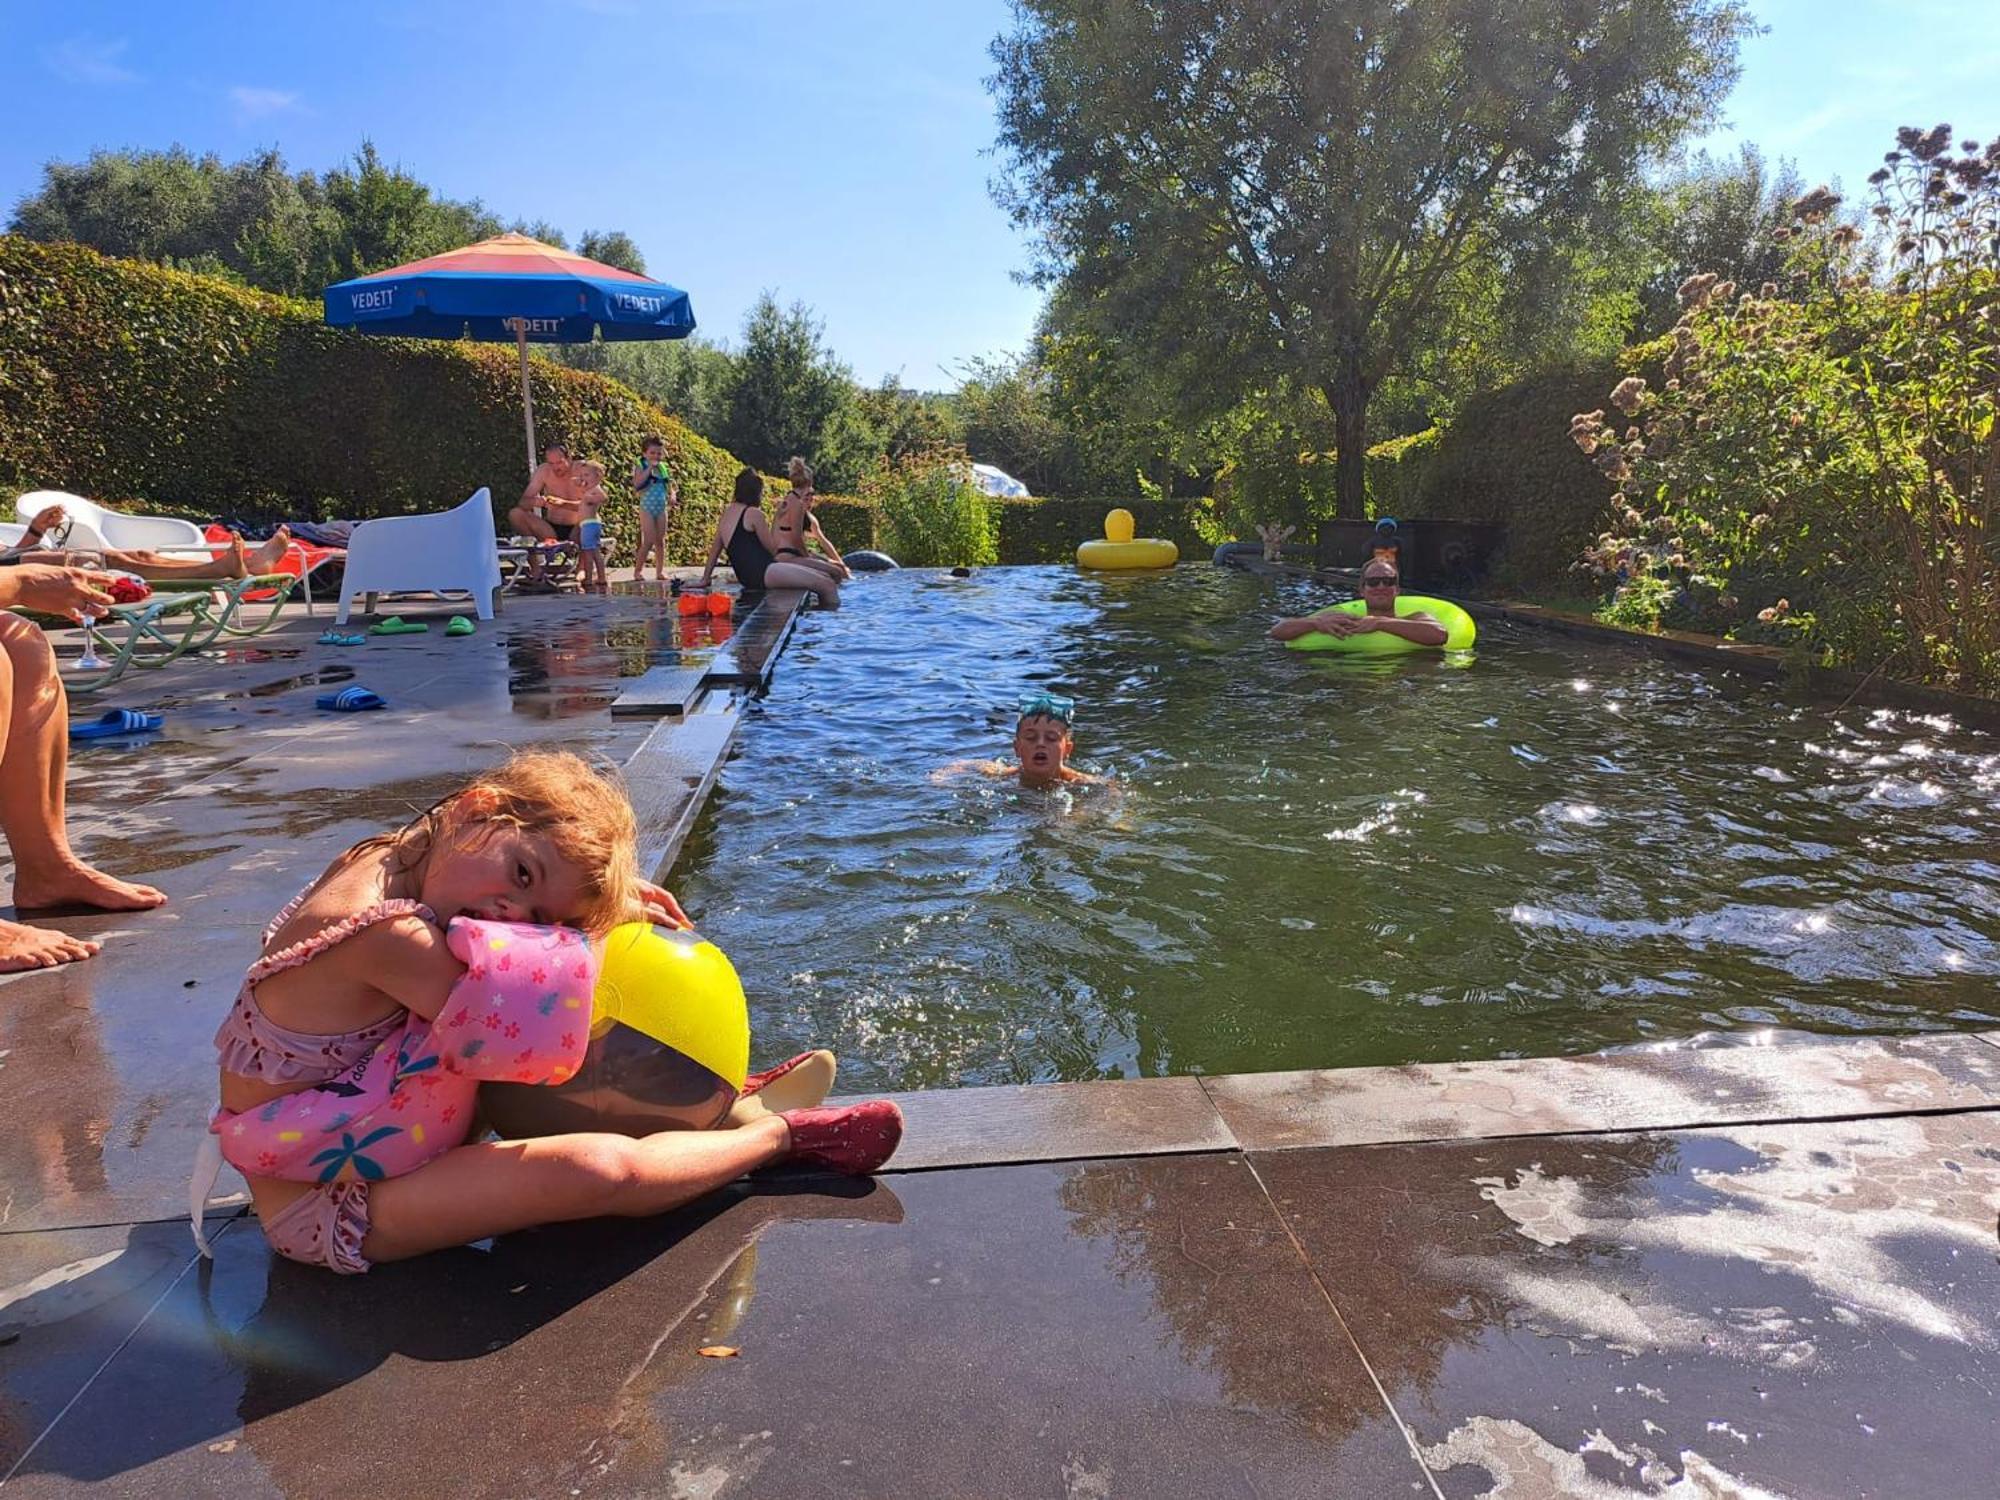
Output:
[11, 146, 236, 272]
[1633, 145, 1803, 334]
[991, 0, 1752, 517]
[557, 337, 738, 441]
[717, 293, 876, 490]
[575, 229, 647, 275]
[859, 377, 963, 462]
[9, 142, 648, 297]
[951, 352, 1073, 493]
[315, 142, 502, 278]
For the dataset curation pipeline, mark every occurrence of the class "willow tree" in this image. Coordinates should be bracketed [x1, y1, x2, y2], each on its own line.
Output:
[990, 0, 1752, 517]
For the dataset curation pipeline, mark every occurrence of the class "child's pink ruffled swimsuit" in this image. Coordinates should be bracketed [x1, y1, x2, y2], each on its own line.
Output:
[192, 892, 597, 1274]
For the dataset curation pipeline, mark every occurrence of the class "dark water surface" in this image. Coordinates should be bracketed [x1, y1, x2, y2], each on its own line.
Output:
[672, 566, 2000, 1092]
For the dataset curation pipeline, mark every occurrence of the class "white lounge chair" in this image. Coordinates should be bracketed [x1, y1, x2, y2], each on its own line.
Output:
[336, 488, 503, 623]
[14, 489, 208, 551]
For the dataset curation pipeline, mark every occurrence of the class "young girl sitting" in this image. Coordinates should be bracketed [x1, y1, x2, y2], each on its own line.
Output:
[199, 749, 901, 1274]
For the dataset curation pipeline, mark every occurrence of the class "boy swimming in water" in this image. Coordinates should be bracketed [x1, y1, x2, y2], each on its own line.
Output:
[934, 693, 1107, 790]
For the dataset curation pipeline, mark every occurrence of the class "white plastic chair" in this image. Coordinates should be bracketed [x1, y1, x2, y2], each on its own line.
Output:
[15, 490, 208, 551]
[336, 488, 503, 623]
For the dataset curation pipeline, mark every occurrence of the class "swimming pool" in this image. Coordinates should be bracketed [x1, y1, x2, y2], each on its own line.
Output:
[673, 566, 2000, 1093]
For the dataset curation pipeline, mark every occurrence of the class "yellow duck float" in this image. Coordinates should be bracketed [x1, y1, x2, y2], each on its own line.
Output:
[1077, 508, 1178, 570]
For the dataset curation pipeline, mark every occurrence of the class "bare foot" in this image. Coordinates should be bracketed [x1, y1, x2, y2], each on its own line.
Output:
[248, 528, 291, 573]
[222, 537, 250, 580]
[12, 859, 167, 914]
[0, 918, 99, 972]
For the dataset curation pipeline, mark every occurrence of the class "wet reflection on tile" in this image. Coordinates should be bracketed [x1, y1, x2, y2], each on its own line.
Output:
[1206, 1035, 2000, 1149]
[0, 1221, 204, 1474]
[1257, 1112, 2000, 1497]
[4, 1159, 1429, 1498]
[0, 929, 253, 1231]
[3, 598, 698, 1233]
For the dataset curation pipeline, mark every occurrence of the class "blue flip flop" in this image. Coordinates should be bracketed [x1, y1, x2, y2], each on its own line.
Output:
[318, 631, 366, 646]
[69, 708, 163, 740]
[316, 686, 387, 713]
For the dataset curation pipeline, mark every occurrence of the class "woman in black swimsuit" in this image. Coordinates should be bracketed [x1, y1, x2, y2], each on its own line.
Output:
[699, 469, 842, 606]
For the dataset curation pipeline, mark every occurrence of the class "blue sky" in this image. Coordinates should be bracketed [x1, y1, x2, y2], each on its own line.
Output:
[3, 1, 1995, 389]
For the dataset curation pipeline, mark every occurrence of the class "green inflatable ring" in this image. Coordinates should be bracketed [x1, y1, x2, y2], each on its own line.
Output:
[1285, 594, 1477, 654]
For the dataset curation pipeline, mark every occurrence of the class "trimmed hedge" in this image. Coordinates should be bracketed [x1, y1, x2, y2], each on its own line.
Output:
[994, 496, 1226, 564]
[760, 494, 1224, 566]
[0, 235, 744, 564]
[1372, 359, 1626, 586]
[1363, 428, 1441, 520]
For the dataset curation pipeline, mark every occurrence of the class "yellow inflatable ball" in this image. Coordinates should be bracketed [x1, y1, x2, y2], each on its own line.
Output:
[481, 922, 751, 1139]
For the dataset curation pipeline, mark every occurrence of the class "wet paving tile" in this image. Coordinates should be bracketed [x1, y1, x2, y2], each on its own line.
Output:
[859, 1076, 1235, 1169]
[0, 920, 255, 1232]
[0, 1221, 207, 1474]
[1253, 1111, 2000, 1498]
[1, 595, 695, 1234]
[3, 1158, 1430, 1498]
[1205, 1034, 2000, 1150]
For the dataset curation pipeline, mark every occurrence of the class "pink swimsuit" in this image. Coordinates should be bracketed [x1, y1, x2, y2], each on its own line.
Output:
[199, 891, 596, 1274]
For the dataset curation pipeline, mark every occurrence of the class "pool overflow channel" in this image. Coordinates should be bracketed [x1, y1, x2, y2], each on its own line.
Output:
[614, 568, 2000, 1171]
[613, 587, 807, 882]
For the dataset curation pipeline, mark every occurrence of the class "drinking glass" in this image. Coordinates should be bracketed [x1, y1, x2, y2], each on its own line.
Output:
[65, 548, 111, 672]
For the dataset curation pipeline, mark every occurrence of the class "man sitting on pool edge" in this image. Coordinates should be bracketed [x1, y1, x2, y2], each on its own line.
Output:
[933, 692, 1107, 790]
[1268, 560, 1448, 647]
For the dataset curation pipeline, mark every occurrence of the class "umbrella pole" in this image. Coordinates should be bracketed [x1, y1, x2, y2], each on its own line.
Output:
[516, 324, 538, 475]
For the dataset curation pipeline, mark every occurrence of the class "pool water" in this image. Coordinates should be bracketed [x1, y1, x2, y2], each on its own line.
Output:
[673, 566, 2000, 1093]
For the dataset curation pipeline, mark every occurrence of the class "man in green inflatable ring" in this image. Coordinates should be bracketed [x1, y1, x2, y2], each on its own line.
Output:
[1268, 560, 1448, 647]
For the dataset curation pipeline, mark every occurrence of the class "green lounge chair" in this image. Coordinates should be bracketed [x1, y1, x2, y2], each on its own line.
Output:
[17, 594, 217, 695]
[144, 572, 302, 647]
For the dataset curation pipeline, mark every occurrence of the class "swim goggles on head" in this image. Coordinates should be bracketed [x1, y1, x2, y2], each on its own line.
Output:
[1018, 691, 1076, 724]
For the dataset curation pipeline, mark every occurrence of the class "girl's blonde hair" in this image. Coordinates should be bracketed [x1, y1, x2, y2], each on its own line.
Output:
[787, 456, 813, 486]
[575, 459, 605, 481]
[368, 750, 641, 936]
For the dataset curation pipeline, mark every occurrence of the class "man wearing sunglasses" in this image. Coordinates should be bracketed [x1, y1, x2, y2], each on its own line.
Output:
[1269, 561, 1449, 647]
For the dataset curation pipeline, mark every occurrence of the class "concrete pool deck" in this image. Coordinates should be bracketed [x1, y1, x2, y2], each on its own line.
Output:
[5, 586, 1999, 1496]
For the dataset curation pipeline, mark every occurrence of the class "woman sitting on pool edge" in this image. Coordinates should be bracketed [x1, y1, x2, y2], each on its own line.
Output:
[770, 459, 851, 590]
[933, 693, 1107, 790]
[697, 468, 843, 606]
[1267, 560, 1448, 647]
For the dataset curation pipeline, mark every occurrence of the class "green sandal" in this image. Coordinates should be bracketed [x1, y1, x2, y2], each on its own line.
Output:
[445, 615, 475, 637]
[368, 616, 429, 635]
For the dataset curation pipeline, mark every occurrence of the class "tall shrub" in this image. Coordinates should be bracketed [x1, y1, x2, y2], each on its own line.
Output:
[859, 450, 1000, 568]
[1574, 127, 2000, 689]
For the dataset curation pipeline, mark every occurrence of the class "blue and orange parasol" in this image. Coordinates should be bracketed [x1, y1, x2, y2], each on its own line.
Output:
[324, 233, 696, 472]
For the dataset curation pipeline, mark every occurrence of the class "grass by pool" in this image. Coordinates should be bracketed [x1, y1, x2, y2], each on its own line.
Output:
[675, 566, 2000, 1093]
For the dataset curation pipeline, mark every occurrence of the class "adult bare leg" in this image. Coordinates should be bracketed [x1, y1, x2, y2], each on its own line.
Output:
[0, 630, 99, 970]
[104, 530, 292, 581]
[0, 615, 163, 936]
[507, 508, 556, 579]
[763, 560, 841, 607]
